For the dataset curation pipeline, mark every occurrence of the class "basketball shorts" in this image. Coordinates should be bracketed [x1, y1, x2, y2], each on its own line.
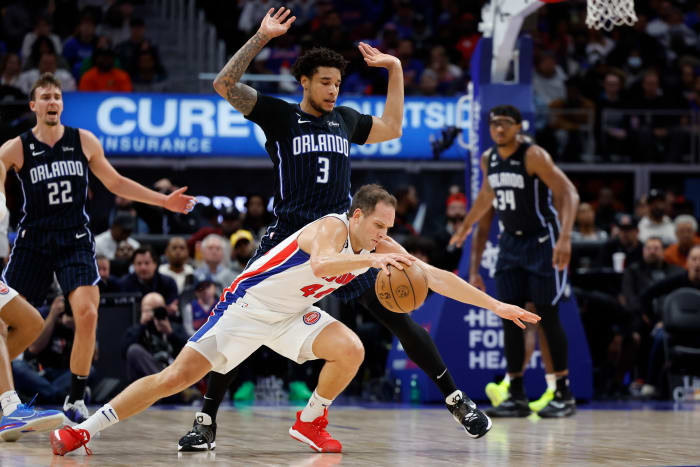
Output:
[495, 225, 568, 306]
[186, 303, 337, 374]
[0, 280, 20, 312]
[2, 226, 100, 306]
[250, 226, 378, 304]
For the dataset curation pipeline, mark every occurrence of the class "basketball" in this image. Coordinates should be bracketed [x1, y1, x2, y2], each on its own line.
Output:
[375, 263, 429, 313]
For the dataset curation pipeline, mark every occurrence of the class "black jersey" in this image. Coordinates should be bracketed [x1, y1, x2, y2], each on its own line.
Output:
[16, 126, 90, 230]
[486, 141, 559, 235]
[245, 93, 373, 234]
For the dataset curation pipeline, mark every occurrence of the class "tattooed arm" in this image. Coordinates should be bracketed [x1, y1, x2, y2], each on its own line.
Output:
[213, 7, 296, 116]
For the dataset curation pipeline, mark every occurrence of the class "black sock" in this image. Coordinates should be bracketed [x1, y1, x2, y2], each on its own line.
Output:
[201, 368, 239, 422]
[509, 376, 525, 399]
[68, 374, 88, 403]
[555, 375, 572, 398]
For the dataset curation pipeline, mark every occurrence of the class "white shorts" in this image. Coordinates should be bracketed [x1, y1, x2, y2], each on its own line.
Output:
[185, 303, 336, 374]
[0, 281, 19, 313]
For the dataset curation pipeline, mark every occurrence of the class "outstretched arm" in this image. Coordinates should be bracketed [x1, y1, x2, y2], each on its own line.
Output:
[375, 237, 539, 328]
[81, 130, 195, 214]
[212, 7, 295, 116]
[359, 42, 404, 143]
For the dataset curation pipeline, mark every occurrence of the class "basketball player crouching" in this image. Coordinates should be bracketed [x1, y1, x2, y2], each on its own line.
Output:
[51, 185, 539, 455]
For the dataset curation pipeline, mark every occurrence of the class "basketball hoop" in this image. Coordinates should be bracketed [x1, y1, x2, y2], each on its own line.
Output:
[585, 0, 638, 31]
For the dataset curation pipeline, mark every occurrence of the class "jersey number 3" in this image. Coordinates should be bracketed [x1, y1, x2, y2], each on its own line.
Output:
[316, 157, 329, 184]
[48, 181, 73, 205]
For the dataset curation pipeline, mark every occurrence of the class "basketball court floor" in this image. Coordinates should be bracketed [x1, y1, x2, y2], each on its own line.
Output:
[1, 401, 699, 466]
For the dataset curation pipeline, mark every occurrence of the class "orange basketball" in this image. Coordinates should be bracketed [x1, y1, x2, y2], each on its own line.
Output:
[375, 263, 429, 313]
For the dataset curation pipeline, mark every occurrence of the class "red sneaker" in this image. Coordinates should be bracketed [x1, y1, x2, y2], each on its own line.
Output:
[288, 409, 342, 453]
[50, 425, 92, 456]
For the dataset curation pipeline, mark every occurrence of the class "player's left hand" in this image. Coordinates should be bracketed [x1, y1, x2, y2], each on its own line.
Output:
[552, 237, 571, 271]
[492, 303, 540, 329]
[164, 186, 196, 214]
[358, 42, 400, 69]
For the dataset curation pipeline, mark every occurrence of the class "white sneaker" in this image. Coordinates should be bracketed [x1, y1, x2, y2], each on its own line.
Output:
[63, 396, 89, 424]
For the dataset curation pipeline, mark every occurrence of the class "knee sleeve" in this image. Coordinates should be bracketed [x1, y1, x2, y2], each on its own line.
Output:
[535, 304, 568, 372]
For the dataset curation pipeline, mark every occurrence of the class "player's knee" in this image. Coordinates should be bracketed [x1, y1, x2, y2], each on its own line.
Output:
[26, 309, 44, 340]
[73, 304, 98, 328]
[340, 334, 365, 369]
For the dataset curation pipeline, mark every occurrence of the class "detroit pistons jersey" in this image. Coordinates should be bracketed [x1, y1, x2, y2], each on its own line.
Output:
[486, 141, 559, 235]
[214, 213, 370, 316]
[245, 93, 373, 235]
[17, 126, 89, 230]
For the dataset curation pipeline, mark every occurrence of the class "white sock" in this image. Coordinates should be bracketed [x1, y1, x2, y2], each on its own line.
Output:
[503, 374, 511, 385]
[300, 390, 333, 422]
[445, 389, 463, 406]
[545, 373, 556, 392]
[1, 390, 21, 416]
[76, 404, 119, 438]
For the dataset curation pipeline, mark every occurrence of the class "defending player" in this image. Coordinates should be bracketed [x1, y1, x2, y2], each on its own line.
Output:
[50, 184, 539, 456]
[451, 105, 580, 417]
[179, 6, 482, 451]
[0, 73, 196, 424]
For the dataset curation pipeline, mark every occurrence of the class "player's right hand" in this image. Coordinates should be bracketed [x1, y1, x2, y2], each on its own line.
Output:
[469, 272, 486, 291]
[258, 7, 296, 39]
[492, 302, 540, 329]
[370, 252, 416, 275]
[449, 221, 473, 248]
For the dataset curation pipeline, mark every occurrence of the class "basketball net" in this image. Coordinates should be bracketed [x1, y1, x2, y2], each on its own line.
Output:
[586, 0, 638, 31]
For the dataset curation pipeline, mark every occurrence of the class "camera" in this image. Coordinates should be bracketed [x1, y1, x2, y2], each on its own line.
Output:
[153, 306, 168, 320]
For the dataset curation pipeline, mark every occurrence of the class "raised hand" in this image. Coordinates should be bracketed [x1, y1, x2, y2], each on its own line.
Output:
[492, 302, 540, 329]
[358, 42, 400, 69]
[163, 187, 196, 214]
[258, 7, 296, 39]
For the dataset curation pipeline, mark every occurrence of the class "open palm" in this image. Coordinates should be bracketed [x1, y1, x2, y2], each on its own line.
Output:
[358, 42, 400, 69]
[259, 7, 296, 38]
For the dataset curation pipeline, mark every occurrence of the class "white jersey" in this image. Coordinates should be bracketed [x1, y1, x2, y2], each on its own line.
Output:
[213, 213, 370, 316]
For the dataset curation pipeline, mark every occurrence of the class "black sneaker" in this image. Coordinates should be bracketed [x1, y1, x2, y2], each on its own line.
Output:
[485, 395, 531, 418]
[177, 412, 216, 451]
[447, 393, 492, 439]
[538, 391, 576, 418]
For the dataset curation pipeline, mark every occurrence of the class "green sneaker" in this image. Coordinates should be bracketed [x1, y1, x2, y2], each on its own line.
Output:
[289, 381, 313, 401]
[233, 381, 255, 402]
[528, 388, 555, 412]
[485, 379, 509, 407]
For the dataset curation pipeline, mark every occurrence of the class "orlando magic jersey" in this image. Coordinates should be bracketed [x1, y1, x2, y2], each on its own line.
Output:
[17, 126, 89, 230]
[245, 93, 373, 236]
[486, 141, 559, 235]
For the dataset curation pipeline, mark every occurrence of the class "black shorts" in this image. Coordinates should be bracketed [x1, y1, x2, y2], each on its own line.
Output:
[495, 224, 568, 306]
[248, 227, 377, 304]
[2, 226, 99, 307]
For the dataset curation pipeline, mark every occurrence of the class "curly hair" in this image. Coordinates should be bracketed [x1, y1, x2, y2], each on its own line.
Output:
[291, 47, 348, 81]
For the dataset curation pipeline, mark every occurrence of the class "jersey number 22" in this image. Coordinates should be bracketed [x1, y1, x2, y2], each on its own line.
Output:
[47, 181, 73, 205]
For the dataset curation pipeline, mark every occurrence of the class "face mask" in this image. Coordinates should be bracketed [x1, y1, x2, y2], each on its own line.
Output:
[650, 207, 664, 218]
[628, 56, 642, 69]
